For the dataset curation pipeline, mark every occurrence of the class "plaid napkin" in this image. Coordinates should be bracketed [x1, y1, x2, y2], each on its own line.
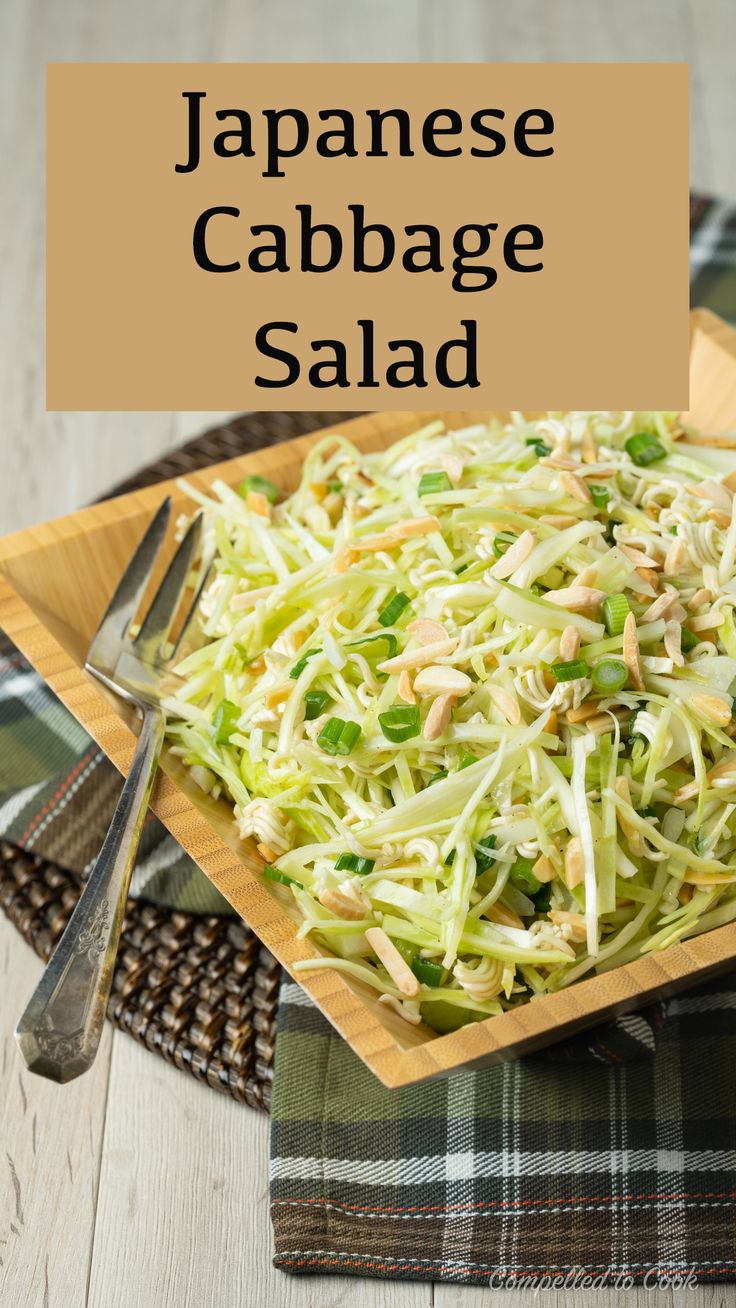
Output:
[1, 190, 735, 1287]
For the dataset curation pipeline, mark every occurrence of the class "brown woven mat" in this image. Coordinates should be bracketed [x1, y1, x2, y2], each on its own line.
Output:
[0, 410, 361, 1108]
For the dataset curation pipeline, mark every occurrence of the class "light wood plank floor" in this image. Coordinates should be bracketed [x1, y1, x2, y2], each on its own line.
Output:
[1, 1, 736, 1303]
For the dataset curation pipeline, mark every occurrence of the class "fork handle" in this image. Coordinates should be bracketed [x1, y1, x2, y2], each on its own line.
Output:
[15, 708, 165, 1083]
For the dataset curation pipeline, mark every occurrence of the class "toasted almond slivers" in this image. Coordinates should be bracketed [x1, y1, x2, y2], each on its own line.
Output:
[389, 515, 442, 541]
[614, 775, 644, 853]
[623, 612, 645, 691]
[407, 618, 448, 646]
[379, 637, 457, 675]
[587, 708, 631, 736]
[688, 587, 714, 610]
[543, 585, 606, 614]
[488, 684, 521, 725]
[580, 429, 597, 464]
[682, 432, 736, 450]
[256, 843, 280, 864]
[677, 883, 694, 903]
[532, 854, 556, 884]
[566, 700, 601, 723]
[365, 926, 420, 997]
[545, 709, 558, 736]
[265, 684, 292, 709]
[423, 692, 456, 742]
[635, 568, 660, 593]
[707, 758, 736, 784]
[664, 620, 684, 667]
[539, 514, 579, 529]
[319, 887, 369, 921]
[353, 516, 442, 553]
[575, 565, 598, 588]
[563, 838, 585, 890]
[487, 528, 536, 579]
[682, 871, 736, 887]
[641, 590, 678, 623]
[707, 508, 732, 528]
[548, 909, 587, 942]
[246, 491, 271, 517]
[559, 470, 593, 504]
[440, 454, 464, 485]
[723, 470, 736, 493]
[398, 670, 416, 705]
[664, 538, 687, 576]
[672, 778, 699, 804]
[559, 625, 581, 662]
[484, 902, 525, 930]
[690, 693, 733, 727]
[413, 665, 473, 697]
[309, 480, 328, 502]
[620, 543, 661, 569]
[332, 547, 358, 573]
[539, 454, 579, 471]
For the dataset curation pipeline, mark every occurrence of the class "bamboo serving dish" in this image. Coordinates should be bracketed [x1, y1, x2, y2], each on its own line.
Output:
[3, 308, 736, 1089]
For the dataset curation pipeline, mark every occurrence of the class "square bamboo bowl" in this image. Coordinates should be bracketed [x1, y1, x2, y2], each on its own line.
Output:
[3, 309, 736, 1089]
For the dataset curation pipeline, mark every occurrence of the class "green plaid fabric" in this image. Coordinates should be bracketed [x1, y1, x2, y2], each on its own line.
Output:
[0, 638, 229, 913]
[268, 192, 736, 1288]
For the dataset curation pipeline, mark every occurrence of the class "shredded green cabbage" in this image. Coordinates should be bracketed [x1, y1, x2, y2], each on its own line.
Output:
[164, 411, 736, 1031]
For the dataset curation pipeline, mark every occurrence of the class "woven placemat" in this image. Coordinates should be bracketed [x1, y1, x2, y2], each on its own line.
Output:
[0, 410, 361, 1108]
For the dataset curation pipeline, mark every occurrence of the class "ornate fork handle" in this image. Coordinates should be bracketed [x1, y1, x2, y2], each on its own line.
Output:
[16, 708, 165, 1082]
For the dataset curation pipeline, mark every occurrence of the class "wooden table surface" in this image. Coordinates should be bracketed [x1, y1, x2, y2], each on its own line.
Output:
[2, 1, 736, 1303]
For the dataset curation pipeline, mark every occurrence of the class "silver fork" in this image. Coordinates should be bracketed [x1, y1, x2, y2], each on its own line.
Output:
[15, 498, 204, 1083]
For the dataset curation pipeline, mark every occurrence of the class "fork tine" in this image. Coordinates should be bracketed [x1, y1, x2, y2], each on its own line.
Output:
[170, 551, 214, 659]
[86, 497, 172, 670]
[134, 514, 203, 657]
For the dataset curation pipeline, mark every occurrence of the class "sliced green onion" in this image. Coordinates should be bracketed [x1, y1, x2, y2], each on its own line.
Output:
[427, 769, 448, 786]
[525, 439, 551, 457]
[411, 957, 445, 986]
[591, 659, 629, 694]
[213, 699, 240, 744]
[239, 474, 279, 504]
[551, 659, 589, 683]
[304, 690, 331, 720]
[625, 433, 667, 466]
[290, 647, 320, 679]
[458, 752, 478, 770]
[492, 531, 517, 558]
[508, 855, 541, 895]
[602, 593, 630, 637]
[589, 484, 610, 510]
[378, 705, 421, 742]
[263, 865, 303, 889]
[348, 632, 398, 659]
[377, 591, 411, 627]
[474, 834, 497, 874]
[418, 471, 452, 496]
[533, 884, 552, 913]
[335, 852, 375, 875]
[681, 628, 699, 652]
[317, 718, 362, 756]
[327, 478, 342, 493]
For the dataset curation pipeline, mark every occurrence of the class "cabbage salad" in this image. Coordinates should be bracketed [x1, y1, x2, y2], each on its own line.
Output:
[164, 412, 736, 1033]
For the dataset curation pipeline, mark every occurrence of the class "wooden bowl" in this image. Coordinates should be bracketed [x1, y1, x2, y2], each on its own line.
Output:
[3, 308, 736, 1088]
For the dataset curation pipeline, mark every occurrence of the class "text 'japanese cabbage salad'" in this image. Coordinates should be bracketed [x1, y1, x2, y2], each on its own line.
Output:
[164, 413, 736, 1033]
